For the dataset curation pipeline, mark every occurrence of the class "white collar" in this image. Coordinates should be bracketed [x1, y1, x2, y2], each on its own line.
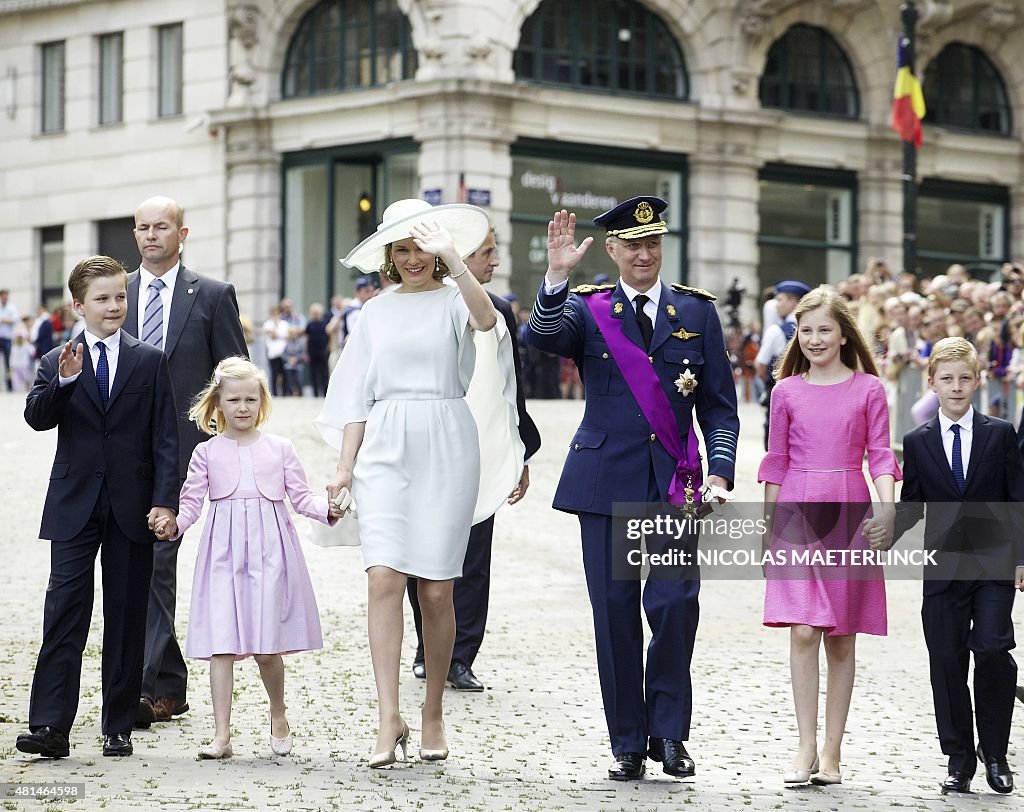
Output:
[83, 329, 121, 352]
[938, 406, 974, 434]
[139, 262, 180, 289]
[620, 279, 662, 307]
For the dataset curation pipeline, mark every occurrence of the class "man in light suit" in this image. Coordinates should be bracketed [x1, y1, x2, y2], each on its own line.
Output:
[406, 228, 542, 690]
[527, 198, 739, 781]
[127, 197, 247, 726]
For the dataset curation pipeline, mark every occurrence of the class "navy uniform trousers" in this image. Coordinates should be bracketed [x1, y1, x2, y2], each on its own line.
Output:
[579, 473, 701, 756]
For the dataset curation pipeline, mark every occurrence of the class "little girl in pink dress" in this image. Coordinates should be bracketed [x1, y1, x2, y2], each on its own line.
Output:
[156, 358, 343, 759]
[759, 287, 900, 786]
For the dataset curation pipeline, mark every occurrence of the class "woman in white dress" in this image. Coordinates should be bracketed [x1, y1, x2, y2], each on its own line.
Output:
[317, 200, 499, 768]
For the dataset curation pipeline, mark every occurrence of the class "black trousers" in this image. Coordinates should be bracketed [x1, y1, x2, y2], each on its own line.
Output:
[29, 484, 154, 737]
[922, 580, 1017, 773]
[407, 516, 495, 668]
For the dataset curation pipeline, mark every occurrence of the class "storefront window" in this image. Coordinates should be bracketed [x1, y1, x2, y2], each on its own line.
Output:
[510, 145, 686, 303]
[757, 165, 856, 290]
[282, 144, 417, 306]
[917, 180, 1008, 279]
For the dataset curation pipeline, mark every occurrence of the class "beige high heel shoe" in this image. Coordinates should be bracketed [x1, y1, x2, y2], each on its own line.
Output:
[369, 722, 410, 769]
[419, 720, 448, 761]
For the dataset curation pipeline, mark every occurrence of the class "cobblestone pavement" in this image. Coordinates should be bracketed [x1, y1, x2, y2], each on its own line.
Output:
[1, 394, 1021, 811]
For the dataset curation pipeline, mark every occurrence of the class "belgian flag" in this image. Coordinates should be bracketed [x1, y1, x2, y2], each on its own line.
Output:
[890, 36, 925, 148]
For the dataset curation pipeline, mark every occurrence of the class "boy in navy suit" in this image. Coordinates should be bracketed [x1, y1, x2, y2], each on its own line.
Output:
[15, 256, 179, 759]
[891, 337, 1023, 794]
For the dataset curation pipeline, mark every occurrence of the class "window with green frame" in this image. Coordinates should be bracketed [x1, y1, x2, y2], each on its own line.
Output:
[282, 0, 416, 98]
[759, 24, 859, 118]
[514, 0, 687, 99]
[922, 43, 1012, 136]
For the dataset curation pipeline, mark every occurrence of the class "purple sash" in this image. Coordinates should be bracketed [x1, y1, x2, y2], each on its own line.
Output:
[584, 291, 702, 506]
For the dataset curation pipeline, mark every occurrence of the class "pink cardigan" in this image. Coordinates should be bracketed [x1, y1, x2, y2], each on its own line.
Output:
[175, 433, 335, 537]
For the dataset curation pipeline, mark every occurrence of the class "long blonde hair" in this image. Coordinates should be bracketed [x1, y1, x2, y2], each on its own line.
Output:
[188, 356, 272, 435]
[775, 286, 879, 380]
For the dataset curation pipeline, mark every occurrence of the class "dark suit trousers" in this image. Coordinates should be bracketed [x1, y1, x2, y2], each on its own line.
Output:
[142, 535, 188, 701]
[29, 484, 154, 736]
[408, 516, 495, 667]
[922, 579, 1016, 772]
[578, 475, 700, 756]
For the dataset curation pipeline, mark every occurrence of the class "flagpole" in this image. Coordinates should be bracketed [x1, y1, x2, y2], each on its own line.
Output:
[900, 1, 919, 277]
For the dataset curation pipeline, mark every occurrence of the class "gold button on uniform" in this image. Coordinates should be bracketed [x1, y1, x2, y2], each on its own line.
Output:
[602, 352, 609, 359]
[648, 356, 654, 363]
[574, 443, 580, 450]
[650, 433, 656, 442]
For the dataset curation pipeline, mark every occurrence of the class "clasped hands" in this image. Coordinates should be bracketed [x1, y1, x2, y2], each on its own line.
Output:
[862, 504, 895, 551]
[325, 470, 356, 519]
[148, 507, 178, 541]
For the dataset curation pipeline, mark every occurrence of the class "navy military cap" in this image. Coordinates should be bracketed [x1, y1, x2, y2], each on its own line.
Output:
[354, 275, 373, 290]
[774, 280, 811, 297]
[594, 196, 668, 240]
[592, 273, 611, 284]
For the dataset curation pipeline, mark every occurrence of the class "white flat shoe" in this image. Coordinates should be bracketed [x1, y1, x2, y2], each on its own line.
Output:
[199, 741, 233, 759]
[783, 756, 819, 784]
[270, 732, 293, 756]
[811, 768, 842, 785]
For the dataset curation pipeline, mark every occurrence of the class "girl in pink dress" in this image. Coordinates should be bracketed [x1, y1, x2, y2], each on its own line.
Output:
[759, 287, 900, 786]
[155, 358, 343, 759]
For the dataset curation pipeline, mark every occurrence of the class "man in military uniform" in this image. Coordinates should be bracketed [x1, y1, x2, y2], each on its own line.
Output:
[527, 198, 739, 781]
[755, 280, 810, 450]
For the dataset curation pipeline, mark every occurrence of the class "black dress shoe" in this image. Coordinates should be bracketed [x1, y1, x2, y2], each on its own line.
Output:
[412, 659, 426, 679]
[102, 733, 133, 757]
[648, 738, 696, 778]
[608, 752, 645, 781]
[977, 745, 1014, 794]
[15, 726, 69, 759]
[135, 697, 156, 729]
[940, 771, 973, 794]
[446, 660, 484, 691]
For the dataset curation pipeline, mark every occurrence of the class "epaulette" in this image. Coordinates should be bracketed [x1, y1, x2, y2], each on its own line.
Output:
[570, 283, 616, 295]
[670, 283, 716, 301]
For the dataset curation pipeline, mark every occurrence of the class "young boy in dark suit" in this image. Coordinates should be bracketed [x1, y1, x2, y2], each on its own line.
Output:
[15, 256, 179, 758]
[890, 337, 1024, 795]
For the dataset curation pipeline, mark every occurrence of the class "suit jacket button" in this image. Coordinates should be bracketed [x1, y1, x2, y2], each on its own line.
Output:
[104, 432, 111, 439]
[95, 470, 103, 478]
[650, 433, 656, 442]
[602, 352, 609, 359]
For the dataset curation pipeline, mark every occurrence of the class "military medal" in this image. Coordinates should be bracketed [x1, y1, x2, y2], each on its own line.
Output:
[675, 369, 698, 396]
[613, 302, 624, 314]
[672, 326, 699, 341]
[682, 473, 697, 518]
[666, 304, 676, 317]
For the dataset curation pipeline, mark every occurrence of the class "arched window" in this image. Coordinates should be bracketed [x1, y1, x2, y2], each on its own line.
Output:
[282, 0, 416, 98]
[514, 0, 688, 100]
[923, 43, 1012, 135]
[759, 24, 859, 118]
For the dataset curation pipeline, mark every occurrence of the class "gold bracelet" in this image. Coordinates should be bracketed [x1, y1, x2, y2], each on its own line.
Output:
[449, 266, 468, 280]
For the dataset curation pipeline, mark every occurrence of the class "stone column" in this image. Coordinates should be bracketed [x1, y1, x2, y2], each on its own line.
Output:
[859, 141, 906, 272]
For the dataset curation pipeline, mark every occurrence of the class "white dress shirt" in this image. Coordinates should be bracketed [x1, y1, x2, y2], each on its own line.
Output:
[137, 263, 179, 340]
[58, 330, 121, 390]
[937, 406, 974, 481]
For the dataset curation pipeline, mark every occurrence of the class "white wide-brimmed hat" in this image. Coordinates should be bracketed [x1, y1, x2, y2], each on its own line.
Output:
[342, 199, 491, 272]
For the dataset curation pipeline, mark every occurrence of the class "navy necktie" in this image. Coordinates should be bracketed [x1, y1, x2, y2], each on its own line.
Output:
[96, 342, 109, 409]
[950, 423, 966, 493]
[634, 294, 654, 349]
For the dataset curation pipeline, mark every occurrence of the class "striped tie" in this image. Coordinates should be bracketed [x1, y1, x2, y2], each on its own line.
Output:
[142, 278, 166, 348]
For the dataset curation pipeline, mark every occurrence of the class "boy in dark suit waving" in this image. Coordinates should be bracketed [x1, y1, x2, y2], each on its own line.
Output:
[891, 337, 1023, 795]
[15, 256, 179, 759]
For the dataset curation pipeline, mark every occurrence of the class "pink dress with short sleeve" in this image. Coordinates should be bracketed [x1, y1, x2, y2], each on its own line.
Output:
[758, 372, 902, 636]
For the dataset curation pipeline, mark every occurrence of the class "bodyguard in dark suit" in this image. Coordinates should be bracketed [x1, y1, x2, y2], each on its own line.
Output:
[127, 197, 247, 725]
[16, 256, 179, 759]
[892, 338, 1023, 795]
[407, 229, 542, 690]
[527, 199, 739, 780]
